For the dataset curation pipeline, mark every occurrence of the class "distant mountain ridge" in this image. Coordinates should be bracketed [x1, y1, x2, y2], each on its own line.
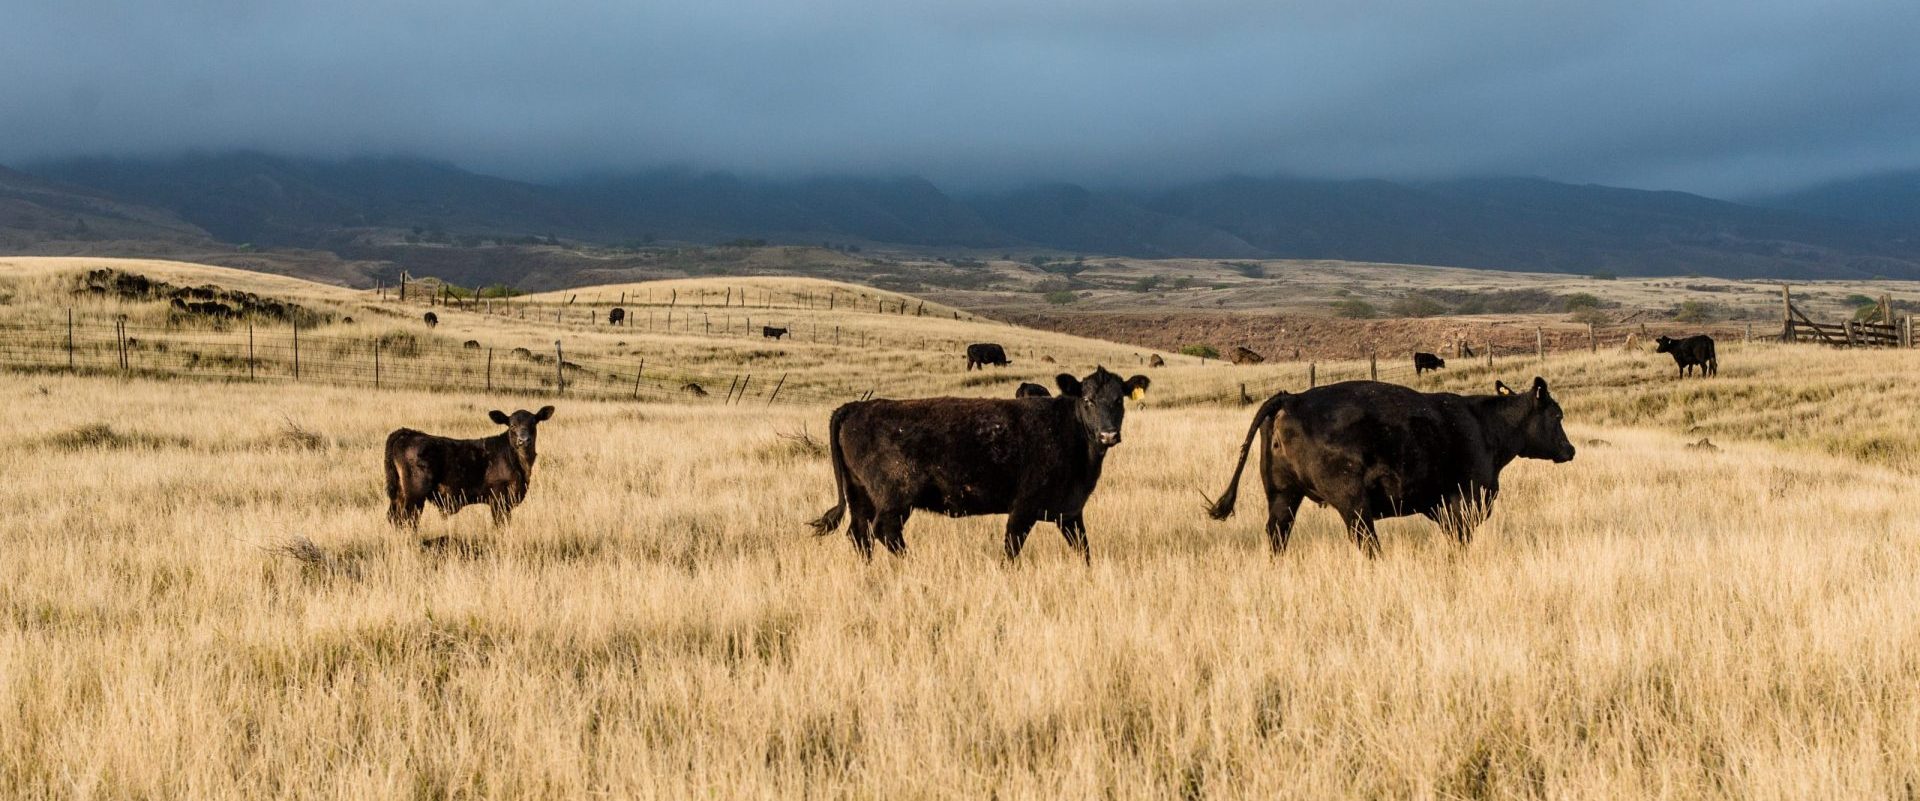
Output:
[19, 152, 1920, 280]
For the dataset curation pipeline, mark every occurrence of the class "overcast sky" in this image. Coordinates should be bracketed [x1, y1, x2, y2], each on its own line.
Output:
[4, 0, 1917, 197]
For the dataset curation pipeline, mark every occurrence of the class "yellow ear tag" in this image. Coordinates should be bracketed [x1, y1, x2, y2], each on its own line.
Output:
[1130, 387, 1146, 401]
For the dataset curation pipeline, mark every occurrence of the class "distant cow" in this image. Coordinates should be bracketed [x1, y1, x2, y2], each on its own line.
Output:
[1414, 352, 1446, 375]
[423, 312, 438, 329]
[763, 326, 789, 340]
[966, 343, 1011, 370]
[510, 347, 533, 359]
[384, 406, 555, 528]
[1015, 382, 1052, 398]
[1207, 378, 1574, 557]
[463, 340, 480, 349]
[1148, 354, 1165, 367]
[682, 382, 709, 397]
[169, 297, 237, 318]
[1230, 346, 1265, 365]
[811, 367, 1151, 562]
[608, 307, 626, 326]
[1654, 335, 1717, 378]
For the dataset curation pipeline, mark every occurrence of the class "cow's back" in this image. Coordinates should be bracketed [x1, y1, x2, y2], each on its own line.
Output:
[1273, 382, 1496, 506]
[836, 397, 1079, 515]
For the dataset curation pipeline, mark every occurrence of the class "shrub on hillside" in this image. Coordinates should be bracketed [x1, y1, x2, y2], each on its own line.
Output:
[1333, 299, 1377, 319]
[1180, 344, 1221, 359]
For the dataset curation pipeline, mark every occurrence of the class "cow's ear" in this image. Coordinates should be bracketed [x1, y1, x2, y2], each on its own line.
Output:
[1531, 377, 1550, 403]
[535, 405, 555, 421]
[1055, 373, 1083, 397]
[1125, 375, 1151, 401]
[1495, 380, 1514, 396]
[489, 410, 510, 425]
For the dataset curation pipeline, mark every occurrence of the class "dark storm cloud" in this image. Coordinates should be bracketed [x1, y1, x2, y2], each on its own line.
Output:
[3, 0, 1918, 195]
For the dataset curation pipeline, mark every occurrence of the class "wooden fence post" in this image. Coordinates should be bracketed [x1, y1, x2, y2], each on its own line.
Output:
[486, 348, 493, 392]
[725, 375, 740, 403]
[292, 320, 300, 379]
[554, 341, 565, 395]
[66, 309, 74, 371]
[1486, 345, 1493, 368]
[1536, 327, 1545, 361]
[247, 323, 256, 380]
[633, 359, 644, 399]
[1309, 362, 1317, 388]
[1369, 350, 1377, 381]
[766, 373, 787, 407]
[1588, 323, 1596, 353]
[737, 374, 752, 405]
[373, 339, 381, 389]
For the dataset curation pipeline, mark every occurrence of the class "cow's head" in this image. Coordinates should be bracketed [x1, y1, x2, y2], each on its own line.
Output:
[489, 406, 555, 462]
[1510, 377, 1575, 463]
[1056, 367, 1151, 448]
[1654, 336, 1676, 353]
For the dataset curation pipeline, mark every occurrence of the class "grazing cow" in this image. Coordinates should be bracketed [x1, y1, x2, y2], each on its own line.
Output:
[463, 340, 480, 349]
[343, 316, 355, 324]
[966, 343, 1011, 370]
[608, 307, 626, 326]
[423, 312, 438, 329]
[1149, 354, 1165, 367]
[1230, 346, 1266, 365]
[763, 326, 789, 340]
[1015, 382, 1052, 398]
[1414, 352, 1446, 375]
[811, 367, 1152, 562]
[384, 406, 555, 528]
[1654, 335, 1717, 378]
[510, 347, 533, 359]
[1207, 378, 1575, 557]
[682, 382, 709, 397]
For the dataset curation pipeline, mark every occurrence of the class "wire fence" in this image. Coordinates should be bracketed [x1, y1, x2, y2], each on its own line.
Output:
[0, 312, 880, 407]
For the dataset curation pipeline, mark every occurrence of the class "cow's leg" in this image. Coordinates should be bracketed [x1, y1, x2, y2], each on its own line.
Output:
[876, 509, 910, 556]
[1057, 512, 1091, 565]
[847, 495, 878, 561]
[1339, 508, 1382, 559]
[1004, 511, 1039, 561]
[1263, 488, 1305, 554]
[389, 495, 424, 529]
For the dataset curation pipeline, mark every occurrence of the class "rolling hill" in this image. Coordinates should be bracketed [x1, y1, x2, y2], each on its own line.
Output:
[17, 153, 1920, 281]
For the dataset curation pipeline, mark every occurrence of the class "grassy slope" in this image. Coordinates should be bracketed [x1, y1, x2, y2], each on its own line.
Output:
[3, 257, 1919, 797]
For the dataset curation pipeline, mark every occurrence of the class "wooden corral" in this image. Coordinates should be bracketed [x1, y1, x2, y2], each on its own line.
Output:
[1781, 286, 1914, 348]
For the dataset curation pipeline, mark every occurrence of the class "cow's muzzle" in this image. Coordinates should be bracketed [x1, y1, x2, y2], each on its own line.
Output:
[1552, 446, 1576, 463]
[1096, 431, 1122, 447]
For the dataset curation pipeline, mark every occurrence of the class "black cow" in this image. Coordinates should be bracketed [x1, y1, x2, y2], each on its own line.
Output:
[1414, 352, 1446, 375]
[1014, 382, 1052, 398]
[608, 307, 626, 326]
[384, 406, 554, 528]
[763, 326, 789, 340]
[423, 312, 438, 329]
[463, 340, 480, 349]
[810, 367, 1151, 562]
[966, 343, 1011, 370]
[1207, 378, 1574, 557]
[1654, 335, 1717, 378]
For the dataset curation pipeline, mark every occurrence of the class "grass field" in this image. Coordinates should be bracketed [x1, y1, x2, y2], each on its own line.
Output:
[3, 260, 1919, 798]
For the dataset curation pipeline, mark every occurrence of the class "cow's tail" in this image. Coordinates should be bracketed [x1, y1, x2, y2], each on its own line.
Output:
[1206, 391, 1289, 520]
[808, 405, 854, 536]
[1707, 341, 1719, 376]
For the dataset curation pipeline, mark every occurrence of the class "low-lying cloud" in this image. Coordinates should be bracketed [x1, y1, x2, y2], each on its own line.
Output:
[4, 0, 1918, 196]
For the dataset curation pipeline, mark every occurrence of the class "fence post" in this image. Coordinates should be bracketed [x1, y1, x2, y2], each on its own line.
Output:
[1745, 323, 1752, 344]
[736, 374, 752, 405]
[726, 375, 740, 403]
[1309, 362, 1316, 388]
[117, 319, 127, 371]
[1588, 323, 1596, 353]
[633, 359, 644, 399]
[1536, 327, 1545, 361]
[66, 308, 74, 371]
[373, 339, 381, 389]
[486, 348, 494, 392]
[554, 341, 565, 395]
[766, 373, 787, 407]
[247, 323, 256, 380]
[1487, 345, 1493, 368]
[1369, 350, 1377, 381]
[292, 319, 300, 379]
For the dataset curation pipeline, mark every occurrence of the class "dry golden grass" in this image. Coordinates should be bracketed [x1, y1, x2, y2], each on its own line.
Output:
[5, 338, 1920, 799]
[6, 258, 1920, 798]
